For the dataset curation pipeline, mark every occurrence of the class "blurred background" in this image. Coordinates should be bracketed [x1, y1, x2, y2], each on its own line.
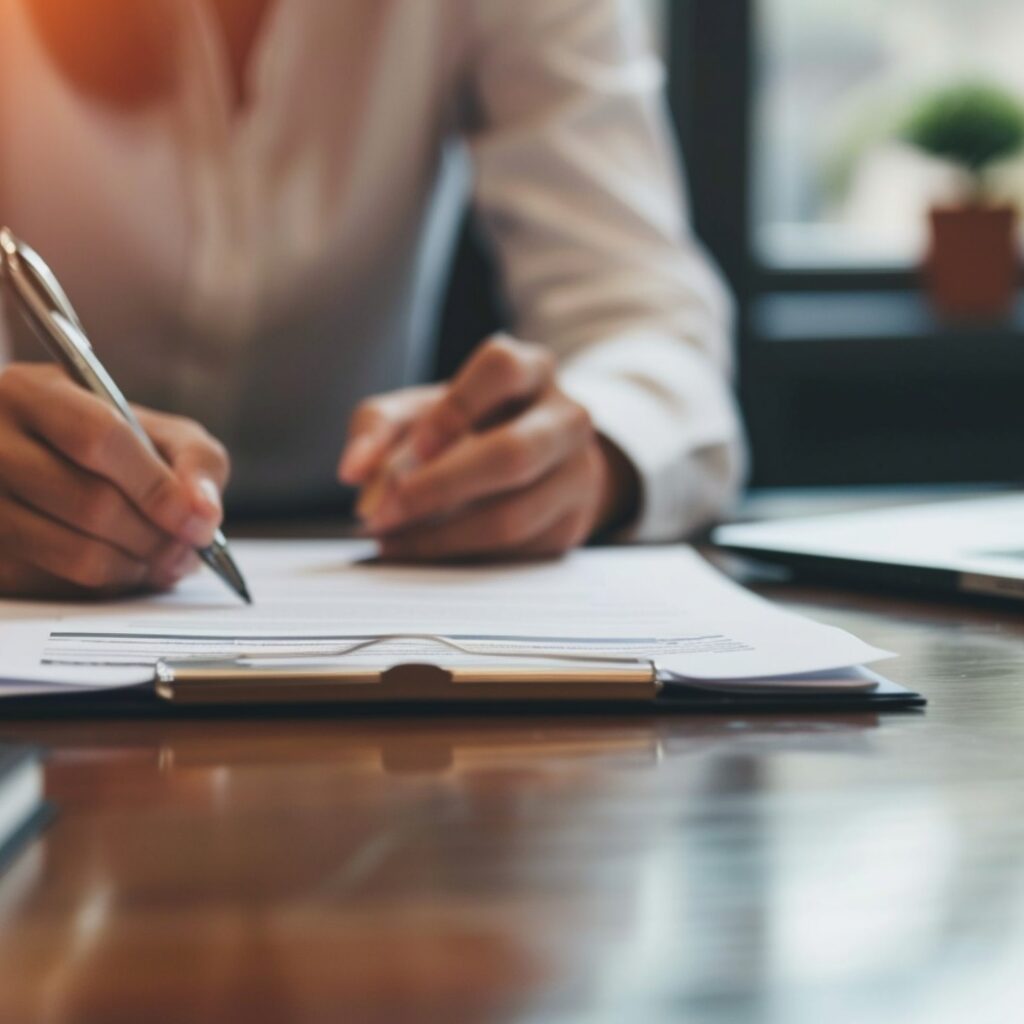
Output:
[637, 1, 1024, 489]
[753, 0, 1024, 269]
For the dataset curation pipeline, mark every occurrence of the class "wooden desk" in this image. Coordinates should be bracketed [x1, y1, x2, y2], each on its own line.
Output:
[1, 566, 1024, 1022]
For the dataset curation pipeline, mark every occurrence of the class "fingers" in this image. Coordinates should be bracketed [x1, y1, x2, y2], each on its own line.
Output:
[138, 408, 230, 525]
[0, 431, 167, 560]
[0, 363, 230, 598]
[350, 339, 556, 526]
[378, 447, 600, 562]
[0, 367, 220, 546]
[353, 342, 612, 564]
[338, 386, 442, 485]
[507, 512, 595, 560]
[0, 487, 199, 596]
[406, 336, 556, 463]
[0, 491, 196, 593]
[0, 554, 197, 601]
[0, 557, 85, 601]
[0, 555, 109, 601]
[367, 390, 593, 532]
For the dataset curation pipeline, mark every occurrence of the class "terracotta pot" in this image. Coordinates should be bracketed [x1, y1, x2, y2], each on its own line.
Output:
[926, 204, 1020, 321]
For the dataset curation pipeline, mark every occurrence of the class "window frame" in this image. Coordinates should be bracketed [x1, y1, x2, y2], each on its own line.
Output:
[665, 0, 1024, 488]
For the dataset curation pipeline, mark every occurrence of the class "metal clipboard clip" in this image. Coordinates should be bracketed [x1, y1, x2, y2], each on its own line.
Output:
[154, 634, 661, 706]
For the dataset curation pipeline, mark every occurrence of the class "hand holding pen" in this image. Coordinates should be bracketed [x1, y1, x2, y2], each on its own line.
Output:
[339, 335, 639, 561]
[0, 229, 249, 602]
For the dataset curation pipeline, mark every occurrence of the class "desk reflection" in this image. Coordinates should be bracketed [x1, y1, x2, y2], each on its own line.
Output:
[0, 707, 1022, 1022]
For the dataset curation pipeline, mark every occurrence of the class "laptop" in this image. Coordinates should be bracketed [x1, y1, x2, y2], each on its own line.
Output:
[713, 492, 1024, 602]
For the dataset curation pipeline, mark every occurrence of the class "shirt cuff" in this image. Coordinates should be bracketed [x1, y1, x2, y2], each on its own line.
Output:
[559, 337, 746, 542]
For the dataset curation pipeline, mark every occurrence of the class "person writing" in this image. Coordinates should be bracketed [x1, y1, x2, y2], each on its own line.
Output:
[0, 0, 744, 598]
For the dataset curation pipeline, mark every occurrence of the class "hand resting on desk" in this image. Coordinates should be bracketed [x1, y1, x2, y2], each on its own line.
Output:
[0, 363, 228, 598]
[339, 335, 639, 561]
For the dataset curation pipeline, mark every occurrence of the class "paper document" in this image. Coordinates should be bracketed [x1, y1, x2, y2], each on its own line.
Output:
[0, 542, 893, 693]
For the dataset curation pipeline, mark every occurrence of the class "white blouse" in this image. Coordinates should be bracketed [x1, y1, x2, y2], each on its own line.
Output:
[0, 0, 745, 538]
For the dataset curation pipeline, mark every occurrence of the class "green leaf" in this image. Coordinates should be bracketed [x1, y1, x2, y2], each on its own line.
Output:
[901, 82, 1024, 176]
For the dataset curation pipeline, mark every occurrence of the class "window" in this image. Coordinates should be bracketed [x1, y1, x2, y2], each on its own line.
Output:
[756, 0, 1024, 270]
[667, 1, 1024, 488]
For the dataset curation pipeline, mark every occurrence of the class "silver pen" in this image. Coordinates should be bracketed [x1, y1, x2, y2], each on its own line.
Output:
[0, 227, 251, 604]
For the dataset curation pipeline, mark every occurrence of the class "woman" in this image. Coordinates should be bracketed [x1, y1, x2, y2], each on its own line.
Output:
[0, 0, 744, 597]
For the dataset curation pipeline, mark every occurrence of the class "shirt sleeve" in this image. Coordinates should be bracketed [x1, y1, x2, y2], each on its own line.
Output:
[461, 0, 747, 541]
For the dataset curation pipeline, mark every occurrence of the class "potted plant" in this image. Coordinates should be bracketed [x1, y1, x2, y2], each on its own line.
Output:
[902, 82, 1024, 320]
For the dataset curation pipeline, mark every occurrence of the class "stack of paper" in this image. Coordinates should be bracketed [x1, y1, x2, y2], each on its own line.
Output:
[0, 541, 901, 702]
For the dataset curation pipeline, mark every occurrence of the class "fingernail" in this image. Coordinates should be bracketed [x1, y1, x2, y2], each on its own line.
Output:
[193, 476, 222, 517]
[181, 513, 216, 547]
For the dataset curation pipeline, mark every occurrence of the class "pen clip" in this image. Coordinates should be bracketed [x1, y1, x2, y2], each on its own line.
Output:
[0, 228, 151, 444]
[0, 227, 86, 333]
[158, 634, 658, 672]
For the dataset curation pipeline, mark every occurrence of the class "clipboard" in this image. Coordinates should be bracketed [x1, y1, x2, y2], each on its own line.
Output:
[154, 659, 662, 705]
[148, 633, 661, 706]
[1, 637, 926, 714]
[146, 633, 925, 710]
[0, 668, 925, 716]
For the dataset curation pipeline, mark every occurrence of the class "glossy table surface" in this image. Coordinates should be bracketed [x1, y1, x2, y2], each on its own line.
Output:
[2, 517, 1024, 1022]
